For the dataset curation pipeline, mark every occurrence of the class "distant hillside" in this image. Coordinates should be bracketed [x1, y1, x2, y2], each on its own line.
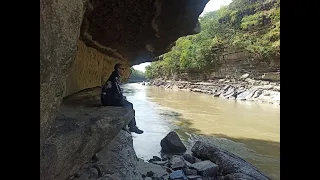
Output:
[128, 68, 146, 83]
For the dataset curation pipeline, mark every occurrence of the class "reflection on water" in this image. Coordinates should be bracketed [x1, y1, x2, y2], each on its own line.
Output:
[122, 83, 280, 180]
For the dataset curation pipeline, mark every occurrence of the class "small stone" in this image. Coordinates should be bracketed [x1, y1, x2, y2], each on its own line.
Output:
[184, 160, 192, 167]
[170, 156, 186, 170]
[183, 168, 198, 176]
[88, 168, 99, 178]
[92, 164, 103, 177]
[186, 175, 202, 180]
[166, 167, 173, 173]
[153, 156, 162, 161]
[182, 154, 195, 164]
[190, 160, 218, 177]
[240, 73, 250, 79]
[194, 157, 202, 163]
[152, 160, 168, 165]
[162, 157, 168, 161]
[145, 177, 152, 180]
[169, 170, 187, 180]
[142, 174, 146, 178]
[202, 177, 215, 180]
[147, 171, 155, 177]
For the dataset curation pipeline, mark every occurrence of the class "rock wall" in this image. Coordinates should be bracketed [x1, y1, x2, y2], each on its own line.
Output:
[177, 50, 280, 82]
[40, 0, 87, 149]
[212, 50, 280, 80]
[71, 130, 143, 180]
[65, 40, 130, 96]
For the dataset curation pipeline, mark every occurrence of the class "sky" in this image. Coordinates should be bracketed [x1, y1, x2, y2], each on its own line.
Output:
[133, 0, 233, 72]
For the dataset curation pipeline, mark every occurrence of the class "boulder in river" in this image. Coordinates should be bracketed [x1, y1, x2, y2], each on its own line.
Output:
[160, 131, 187, 154]
[191, 141, 270, 180]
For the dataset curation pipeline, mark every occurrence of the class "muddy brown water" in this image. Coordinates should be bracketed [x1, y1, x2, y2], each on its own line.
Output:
[122, 83, 280, 179]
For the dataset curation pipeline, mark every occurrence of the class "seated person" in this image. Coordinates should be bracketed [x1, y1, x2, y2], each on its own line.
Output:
[101, 63, 143, 134]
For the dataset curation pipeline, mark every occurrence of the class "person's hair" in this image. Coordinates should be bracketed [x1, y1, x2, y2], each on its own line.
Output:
[114, 63, 123, 71]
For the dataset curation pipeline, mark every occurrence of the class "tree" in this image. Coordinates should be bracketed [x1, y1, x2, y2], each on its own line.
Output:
[145, 0, 280, 79]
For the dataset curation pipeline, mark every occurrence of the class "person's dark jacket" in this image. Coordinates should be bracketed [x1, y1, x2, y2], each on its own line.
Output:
[101, 71, 125, 106]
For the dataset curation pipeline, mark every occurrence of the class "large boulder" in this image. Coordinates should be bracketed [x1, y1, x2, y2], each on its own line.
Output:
[191, 141, 270, 180]
[40, 88, 134, 180]
[72, 130, 143, 180]
[160, 131, 187, 154]
[94, 130, 142, 180]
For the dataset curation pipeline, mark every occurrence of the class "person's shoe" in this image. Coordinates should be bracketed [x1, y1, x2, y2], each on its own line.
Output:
[129, 126, 144, 134]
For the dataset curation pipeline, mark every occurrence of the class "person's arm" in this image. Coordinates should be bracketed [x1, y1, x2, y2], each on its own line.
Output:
[112, 76, 125, 105]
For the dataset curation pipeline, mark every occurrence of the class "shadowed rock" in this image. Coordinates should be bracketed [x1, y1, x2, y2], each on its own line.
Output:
[161, 131, 187, 154]
[40, 88, 134, 180]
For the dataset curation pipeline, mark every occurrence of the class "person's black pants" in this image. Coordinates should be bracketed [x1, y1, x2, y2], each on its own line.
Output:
[123, 100, 136, 128]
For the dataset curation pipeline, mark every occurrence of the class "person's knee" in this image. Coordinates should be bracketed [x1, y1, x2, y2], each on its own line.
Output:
[124, 100, 133, 109]
[125, 101, 133, 108]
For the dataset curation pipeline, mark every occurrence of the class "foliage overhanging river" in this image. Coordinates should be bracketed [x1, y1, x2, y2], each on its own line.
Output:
[122, 83, 280, 180]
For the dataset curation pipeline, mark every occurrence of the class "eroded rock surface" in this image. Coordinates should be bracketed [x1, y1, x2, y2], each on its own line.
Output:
[40, 88, 134, 180]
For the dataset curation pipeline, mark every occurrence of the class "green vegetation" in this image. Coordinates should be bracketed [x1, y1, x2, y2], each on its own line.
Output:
[145, 0, 280, 80]
[128, 67, 146, 82]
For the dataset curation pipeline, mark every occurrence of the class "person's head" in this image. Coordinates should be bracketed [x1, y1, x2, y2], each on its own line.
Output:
[114, 63, 125, 77]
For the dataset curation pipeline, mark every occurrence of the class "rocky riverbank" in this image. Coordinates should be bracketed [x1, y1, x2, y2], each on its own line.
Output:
[143, 76, 280, 105]
[69, 131, 270, 180]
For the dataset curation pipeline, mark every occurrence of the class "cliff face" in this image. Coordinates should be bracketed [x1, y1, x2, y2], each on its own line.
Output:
[176, 50, 280, 82]
[40, 0, 209, 179]
[65, 40, 130, 96]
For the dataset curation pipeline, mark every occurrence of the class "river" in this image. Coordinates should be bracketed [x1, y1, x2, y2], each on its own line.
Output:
[122, 83, 280, 180]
